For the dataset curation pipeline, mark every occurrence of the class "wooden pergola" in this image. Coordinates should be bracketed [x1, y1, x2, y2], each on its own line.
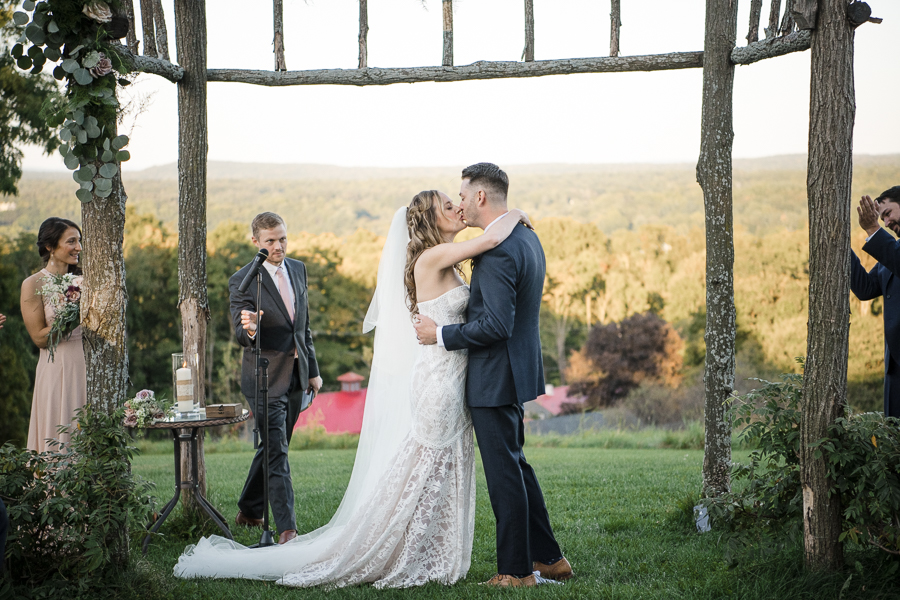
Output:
[83, 0, 880, 569]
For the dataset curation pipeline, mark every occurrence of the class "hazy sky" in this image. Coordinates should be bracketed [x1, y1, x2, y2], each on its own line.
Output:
[20, 0, 900, 172]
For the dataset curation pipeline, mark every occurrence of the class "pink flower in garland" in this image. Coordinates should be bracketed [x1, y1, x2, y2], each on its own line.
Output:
[89, 53, 113, 78]
[82, 1, 113, 24]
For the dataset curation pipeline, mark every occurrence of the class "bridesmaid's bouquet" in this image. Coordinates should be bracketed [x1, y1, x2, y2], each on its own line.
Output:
[37, 272, 83, 361]
[124, 389, 170, 427]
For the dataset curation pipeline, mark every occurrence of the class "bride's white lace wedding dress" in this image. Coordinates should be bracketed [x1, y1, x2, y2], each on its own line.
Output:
[174, 209, 475, 589]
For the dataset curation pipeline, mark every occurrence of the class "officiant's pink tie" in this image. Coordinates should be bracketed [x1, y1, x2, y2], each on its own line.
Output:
[276, 267, 294, 322]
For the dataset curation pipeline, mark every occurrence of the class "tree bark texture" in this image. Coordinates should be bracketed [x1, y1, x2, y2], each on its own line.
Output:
[175, 0, 210, 509]
[274, 0, 286, 71]
[747, 0, 763, 43]
[524, 0, 534, 62]
[442, 0, 452, 67]
[122, 0, 138, 53]
[610, 0, 621, 57]
[207, 52, 704, 87]
[140, 0, 156, 57]
[81, 172, 128, 416]
[731, 29, 810, 65]
[152, 0, 169, 60]
[113, 43, 184, 82]
[792, 0, 818, 30]
[779, 0, 796, 36]
[697, 0, 738, 498]
[802, 0, 854, 571]
[767, 0, 782, 38]
[358, 0, 368, 69]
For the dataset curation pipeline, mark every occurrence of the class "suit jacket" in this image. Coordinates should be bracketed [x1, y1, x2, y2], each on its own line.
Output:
[850, 228, 900, 369]
[229, 257, 319, 399]
[442, 225, 546, 407]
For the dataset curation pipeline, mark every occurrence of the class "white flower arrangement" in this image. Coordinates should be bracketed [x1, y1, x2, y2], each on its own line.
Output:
[124, 389, 170, 428]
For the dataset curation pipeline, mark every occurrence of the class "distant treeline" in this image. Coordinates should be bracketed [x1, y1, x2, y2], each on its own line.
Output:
[0, 158, 896, 444]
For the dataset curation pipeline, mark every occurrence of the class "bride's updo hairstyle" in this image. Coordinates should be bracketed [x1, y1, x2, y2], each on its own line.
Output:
[403, 190, 463, 317]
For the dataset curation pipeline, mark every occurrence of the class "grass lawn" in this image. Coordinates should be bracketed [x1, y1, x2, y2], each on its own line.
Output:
[129, 446, 894, 600]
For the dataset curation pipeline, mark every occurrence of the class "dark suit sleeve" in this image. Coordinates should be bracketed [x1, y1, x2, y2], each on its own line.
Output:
[301, 263, 320, 378]
[229, 270, 256, 348]
[850, 249, 883, 301]
[443, 249, 517, 351]
[862, 229, 900, 277]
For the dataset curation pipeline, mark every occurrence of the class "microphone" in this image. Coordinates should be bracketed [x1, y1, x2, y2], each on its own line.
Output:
[238, 248, 269, 293]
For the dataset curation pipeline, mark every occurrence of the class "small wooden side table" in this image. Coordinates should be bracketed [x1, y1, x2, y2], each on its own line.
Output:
[134, 410, 250, 554]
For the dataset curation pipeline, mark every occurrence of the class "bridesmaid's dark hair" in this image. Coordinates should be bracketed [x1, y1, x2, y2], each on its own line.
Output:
[36, 217, 83, 275]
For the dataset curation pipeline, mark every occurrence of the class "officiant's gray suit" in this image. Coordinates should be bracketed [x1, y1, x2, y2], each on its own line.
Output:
[229, 256, 319, 533]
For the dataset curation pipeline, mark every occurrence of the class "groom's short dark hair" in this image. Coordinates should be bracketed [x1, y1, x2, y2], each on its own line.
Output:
[462, 163, 509, 200]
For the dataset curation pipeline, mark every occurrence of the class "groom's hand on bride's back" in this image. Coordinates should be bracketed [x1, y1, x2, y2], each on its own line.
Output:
[413, 315, 437, 345]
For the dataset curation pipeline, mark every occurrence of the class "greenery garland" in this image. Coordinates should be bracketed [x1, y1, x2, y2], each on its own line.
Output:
[10, 0, 131, 203]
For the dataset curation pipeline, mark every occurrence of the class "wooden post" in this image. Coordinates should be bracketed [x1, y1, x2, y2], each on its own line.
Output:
[175, 0, 210, 510]
[153, 0, 169, 61]
[747, 0, 763, 43]
[524, 0, 534, 62]
[442, 0, 452, 67]
[122, 0, 139, 53]
[802, 0, 854, 571]
[359, 0, 368, 69]
[766, 0, 782, 39]
[697, 0, 738, 497]
[610, 0, 621, 57]
[274, 0, 286, 71]
[140, 0, 157, 57]
[779, 0, 796, 36]
[792, 0, 818, 30]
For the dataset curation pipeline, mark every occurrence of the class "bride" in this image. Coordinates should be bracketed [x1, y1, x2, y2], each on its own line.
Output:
[174, 191, 532, 588]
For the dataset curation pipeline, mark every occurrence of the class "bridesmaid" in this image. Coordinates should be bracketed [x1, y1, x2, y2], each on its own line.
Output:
[20, 218, 87, 453]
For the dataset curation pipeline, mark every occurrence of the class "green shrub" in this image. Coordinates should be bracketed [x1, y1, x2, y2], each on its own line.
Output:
[703, 372, 900, 570]
[0, 405, 156, 597]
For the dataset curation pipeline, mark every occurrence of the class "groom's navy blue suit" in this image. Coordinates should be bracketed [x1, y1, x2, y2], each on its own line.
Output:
[442, 224, 562, 576]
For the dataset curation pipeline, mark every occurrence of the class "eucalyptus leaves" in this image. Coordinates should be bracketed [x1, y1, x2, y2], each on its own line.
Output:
[11, 0, 132, 203]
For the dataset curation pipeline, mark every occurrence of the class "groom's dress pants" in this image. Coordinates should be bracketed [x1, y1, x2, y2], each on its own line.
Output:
[238, 362, 301, 533]
[470, 403, 562, 576]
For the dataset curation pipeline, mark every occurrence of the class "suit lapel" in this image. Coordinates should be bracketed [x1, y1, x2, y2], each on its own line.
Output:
[285, 260, 304, 328]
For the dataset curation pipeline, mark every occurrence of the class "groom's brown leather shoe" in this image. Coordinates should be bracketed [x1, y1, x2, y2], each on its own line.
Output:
[234, 511, 263, 527]
[278, 529, 297, 544]
[481, 574, 537, 587]
[533, 557, 574, 581]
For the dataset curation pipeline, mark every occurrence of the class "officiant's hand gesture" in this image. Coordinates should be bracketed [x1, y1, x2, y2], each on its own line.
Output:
[240, 309, 263, 334]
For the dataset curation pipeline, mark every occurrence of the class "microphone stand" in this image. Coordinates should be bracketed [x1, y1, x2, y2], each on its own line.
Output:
[251, 271, 276, 548]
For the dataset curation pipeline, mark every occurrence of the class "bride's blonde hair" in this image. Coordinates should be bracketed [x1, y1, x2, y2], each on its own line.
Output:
[404, 190, 464, 316]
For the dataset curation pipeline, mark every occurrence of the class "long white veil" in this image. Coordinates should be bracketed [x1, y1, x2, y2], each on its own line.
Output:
[174, 207, 417, 579]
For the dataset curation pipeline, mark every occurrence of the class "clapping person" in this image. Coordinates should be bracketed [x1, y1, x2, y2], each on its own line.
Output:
[20, 218, 87, 453]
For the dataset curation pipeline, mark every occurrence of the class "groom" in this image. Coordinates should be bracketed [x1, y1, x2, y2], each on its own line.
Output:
[415, 163, 572, 587]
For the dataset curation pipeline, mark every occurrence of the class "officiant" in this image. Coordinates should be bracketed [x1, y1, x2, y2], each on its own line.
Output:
[229, 212, 322, 545]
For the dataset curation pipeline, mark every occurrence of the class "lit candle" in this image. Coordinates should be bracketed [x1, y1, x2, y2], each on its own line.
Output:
[176, 364, 193, 412]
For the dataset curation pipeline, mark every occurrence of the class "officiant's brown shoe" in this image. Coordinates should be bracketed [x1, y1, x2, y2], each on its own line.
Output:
[234, 511, 263, 528]
[533, 557, 573, 581]
[481, 574, 537, 587]
[278, 529, 297, 544]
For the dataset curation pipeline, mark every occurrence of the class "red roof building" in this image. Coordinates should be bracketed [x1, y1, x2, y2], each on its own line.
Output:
[293, 372, 368, 434]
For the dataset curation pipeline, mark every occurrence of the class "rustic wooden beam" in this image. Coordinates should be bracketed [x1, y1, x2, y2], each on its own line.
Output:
[207, 52, 704, 87]
[274, 0, 286, 71]
[730, 30, 810, 65]
[359, 0, 368, 69]
[122, 0, 139, 53]
[779, 0, 796, 36]
[766, 0, 781, 38]
[792, 0, 818, 29]
[442, 0, 452, 67]
[112, 43, 184, 82]
[152, 0, 169, 61]
[524, 0, 534, 62]
[140, 0, 157, 57]
[610, 0, 621, 57]
[747, 0, 763, 43]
